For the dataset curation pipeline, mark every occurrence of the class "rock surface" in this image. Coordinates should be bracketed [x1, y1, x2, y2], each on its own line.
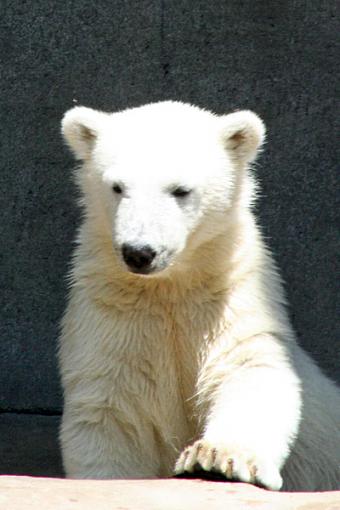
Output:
[0, 477, 339, 510]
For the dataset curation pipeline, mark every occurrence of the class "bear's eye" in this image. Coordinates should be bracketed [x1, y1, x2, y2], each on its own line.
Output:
[171, 187, 191, 198]
[112, 183, 123, 194]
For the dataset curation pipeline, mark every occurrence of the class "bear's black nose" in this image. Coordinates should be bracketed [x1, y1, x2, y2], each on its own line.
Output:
[122, 244, 156, 274]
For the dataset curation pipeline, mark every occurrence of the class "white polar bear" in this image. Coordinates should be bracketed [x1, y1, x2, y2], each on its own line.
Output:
[59, 101, 340, 491]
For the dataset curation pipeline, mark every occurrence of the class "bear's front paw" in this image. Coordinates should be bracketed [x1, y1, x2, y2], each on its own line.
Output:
[174, 440, 282, 491]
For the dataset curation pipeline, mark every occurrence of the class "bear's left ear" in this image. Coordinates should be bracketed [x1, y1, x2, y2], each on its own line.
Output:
[219, 110, 266, 164]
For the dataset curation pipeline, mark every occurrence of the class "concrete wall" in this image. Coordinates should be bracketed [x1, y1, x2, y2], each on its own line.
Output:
[1, 0, 338, 475]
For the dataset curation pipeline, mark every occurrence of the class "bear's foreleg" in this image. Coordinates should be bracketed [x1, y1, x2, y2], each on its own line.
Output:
[60, 402, 162, 479]
[175, 332, 302, 490]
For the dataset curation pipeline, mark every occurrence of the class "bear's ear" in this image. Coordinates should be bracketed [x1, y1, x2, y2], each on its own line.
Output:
[219, 111, 266, 164]
[61, 106, 108, 160]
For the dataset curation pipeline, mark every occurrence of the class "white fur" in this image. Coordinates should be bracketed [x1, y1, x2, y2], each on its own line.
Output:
[59, 101, 340, 491]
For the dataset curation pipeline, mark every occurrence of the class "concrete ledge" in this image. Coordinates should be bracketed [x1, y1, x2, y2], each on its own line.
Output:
[0, 476, 339, 510]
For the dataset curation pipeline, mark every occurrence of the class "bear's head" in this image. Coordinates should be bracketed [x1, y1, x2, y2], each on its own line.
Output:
[62, 101, 265, 276]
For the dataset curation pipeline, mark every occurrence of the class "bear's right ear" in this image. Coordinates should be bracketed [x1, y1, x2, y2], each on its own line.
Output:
[61, 106, 108, 161]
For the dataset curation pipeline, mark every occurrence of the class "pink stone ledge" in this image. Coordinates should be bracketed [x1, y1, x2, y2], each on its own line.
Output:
[0, 476, 339, 510]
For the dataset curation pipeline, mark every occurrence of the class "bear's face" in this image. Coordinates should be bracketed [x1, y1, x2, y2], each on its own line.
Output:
[62, 101, 265, 276]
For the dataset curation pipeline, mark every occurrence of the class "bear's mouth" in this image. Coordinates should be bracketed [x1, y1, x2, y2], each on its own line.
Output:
[126, 265, 156, 276]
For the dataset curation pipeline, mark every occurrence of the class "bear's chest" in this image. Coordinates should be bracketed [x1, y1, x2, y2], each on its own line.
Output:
[112, 290, 224, 411]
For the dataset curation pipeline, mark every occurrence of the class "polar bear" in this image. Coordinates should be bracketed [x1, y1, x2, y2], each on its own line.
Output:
[59, 101, 340, 491]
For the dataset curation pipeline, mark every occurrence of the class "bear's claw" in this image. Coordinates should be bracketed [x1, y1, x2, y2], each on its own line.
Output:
[174, 439, 283, 491]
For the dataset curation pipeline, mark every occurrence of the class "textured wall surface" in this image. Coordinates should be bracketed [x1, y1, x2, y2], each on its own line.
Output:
[0, 0, 338, 475]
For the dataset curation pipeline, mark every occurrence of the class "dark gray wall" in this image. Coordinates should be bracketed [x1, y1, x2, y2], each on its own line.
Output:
[0, 1, 339, 475]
